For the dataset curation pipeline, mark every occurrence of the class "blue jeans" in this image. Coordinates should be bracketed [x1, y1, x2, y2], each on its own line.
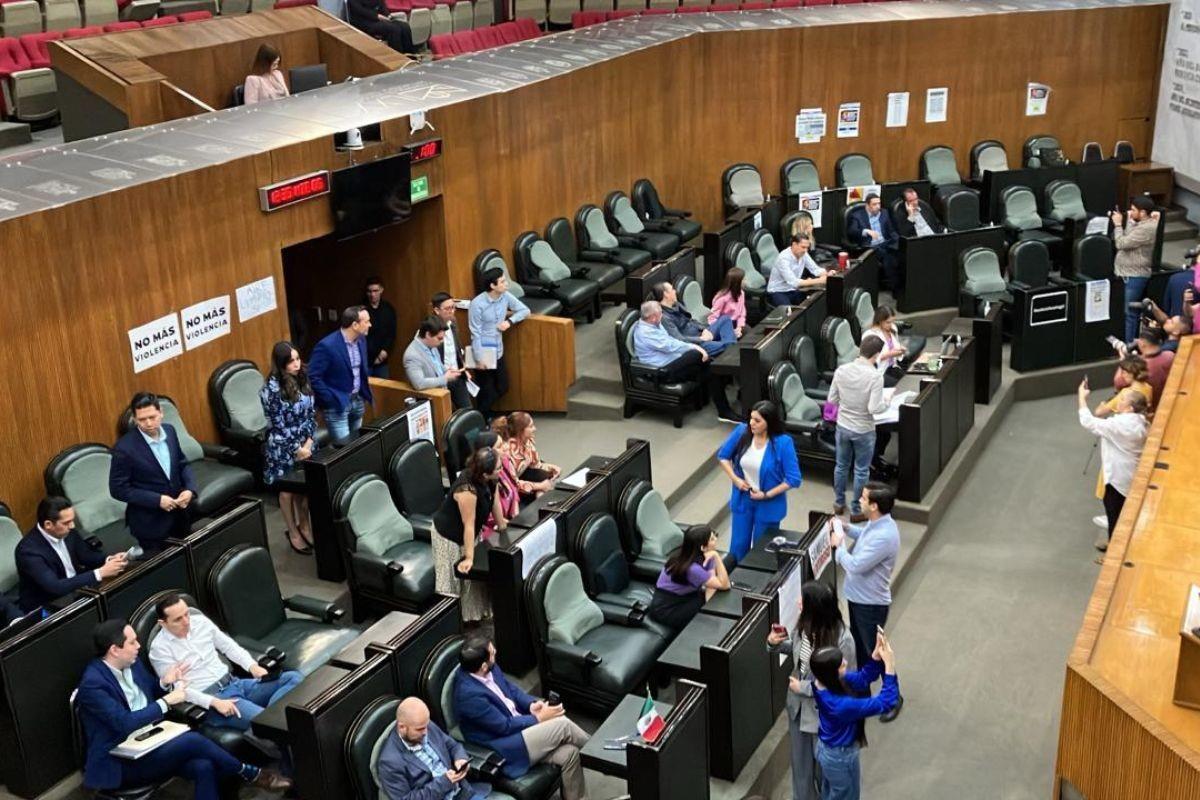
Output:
[323, 395, 365, 444]
[699, 315, 737, 357]
[729, 502, 777, 561]
[1123, 275, 1150, 343]
[815, 740, 861, 800]
[834, 427, 875, 514]
[204, 670, 303, 731]
[769, 289, 807, 307]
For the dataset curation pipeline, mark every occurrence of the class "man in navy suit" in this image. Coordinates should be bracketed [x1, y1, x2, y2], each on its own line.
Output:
[109, 392, 198, 554]
[452, 637, 589, 800]
[16, 496, 127, 612]
[307, 305, 374, 444]
[377, 697, 500, 800]
[846, 193, 902, 292]
[75, 619, 291, 800]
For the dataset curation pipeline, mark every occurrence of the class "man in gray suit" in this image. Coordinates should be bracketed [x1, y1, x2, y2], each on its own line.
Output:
[403, 317, 471, 409]
[377, 697, 511, 800]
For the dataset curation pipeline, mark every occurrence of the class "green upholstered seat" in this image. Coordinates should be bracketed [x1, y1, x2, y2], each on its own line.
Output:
[543, 216, 626, 289]
[577, 207, 651, 274]
[960, 247, 1012, 301]
[223, 369, 268, 433]
[476, 250, 564, 317]
[749, 228, 779, 282]
[970, 140, 1009, 181]
[944, 189, 981, 232]
[606, 194, 680, 260]
[836, 153, 874, 187]
[921, 146, 961, 187]
[341, 475, 435, 606]
[1045, 180, 1088, 223]
[726, 166, 765, 208]
[777, 365, 822, 424]
[781, 158, 820, 196]
[676, 277, 710, 323]
[1008, 240, 1051, 288]
[528, 240, 572, 283]
[0, 515, 21, 594]
[635, 488, 684, 559]
[730, 243, 766, 292]
[630, 178, 703, 242]
[545, 563, 605, 645]
[570, 513, 655, 610]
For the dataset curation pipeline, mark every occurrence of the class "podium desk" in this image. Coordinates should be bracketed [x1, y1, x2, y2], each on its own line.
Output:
[656, 613, 736, 682]
[701, 566, 772, 620]
[899, 226, 1007, 313]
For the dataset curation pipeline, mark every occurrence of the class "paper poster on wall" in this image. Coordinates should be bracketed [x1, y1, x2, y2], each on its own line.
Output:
[795, 108, 826, 144]
[836, 102, 861, 138]
[1085, 280, 1111, 323]
[885, 92, 909, 127]
[925, 87, 948, 123]
[797, 190, 823, 228]
[180, 295, 231, 351]
[1153, 0, 1200, 192]
[1026, 82, 1050, 116]
[235, 276, 277, 322]
[845, 184, 882, 205]
[405, 402, 435, 443]
[518, 518, 557, 579]
[128, 312, 183, 374]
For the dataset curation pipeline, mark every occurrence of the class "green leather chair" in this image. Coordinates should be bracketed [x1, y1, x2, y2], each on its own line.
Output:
[543, 216, 626, 291]
[835, 153, 874, 188]
[817, 317, 857, 377]
[999, 185, 1062, 246]
[748, 227, 780, 286]
[970, 139, 1009, 181]
[511, 233, 602, 321]
[604, 191, 681, 261]
[845, 287, 925, 357]
[721, 162, 765, 216]
[44, 443, 136, 551]
[780, 157, 820, 197]
[943, 189, 982, 232]
[615, 308, 704, 429]
[441, 408, 487, 480]
[417, 636, 561, 800]
[768, 362, 836, 459]
[630, 178, 702, 243]
[568, 512, 655, 612]
[615, 478, 686, 583]
[525, 556, 672, 714]
[958, 247, 1014, 306]
[788, 334, 830, 401]
[1044, 179, 1088, 224]
[1073, 234, 1114, 280]
[334, 474, 436, 618]
[724, 241, 767, 315]
[386, 439, 445, 539]
[574, 205, 653, 274]
[671, 275, 710, 323]
[1023, 134, 1062, 168]
[207, 543, 358, 676]
[207, 359, 269, 473]
[0, 504, 22, 605]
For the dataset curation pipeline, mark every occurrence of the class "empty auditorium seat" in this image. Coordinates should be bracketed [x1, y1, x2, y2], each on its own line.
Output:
[1000, 185, 1062, 246]
[958, 246, 1012, 307]
[768, 362, 835, 456]
[1114, 140, 1135, 163]
[1023, 134, 1062, 168]
[141, 15, 179, 26]
[604, 190, 682, 260]
[722, 162, 765, 216]
[177, 9, 212, 19]
[835, 152, 874, 187]
[920, 144, 976, 209]
[748, 227, 780, 283]
[83, 0, 120, 25]
[781, 157, 820, 197]
[1081, 141, 1103, 163]
[1007, 240, 1052, 290]
[942, 188, 981, 232]
[543, 216, 626, 291]
[787, 334, 830, 400]
[569, 512, 655, 611]
[446, 0, 471, 33]
[44, 443, 136, 552]
[0, 35, 56, 121]
[472, 248, 564, 317]
[207, 359, 269, 473]
[449, 28, 481, 53]
[631, 178, 702, 242]
[574, 204, 652, 274]
[18, 31, 62, 68]
[385, 439, 445, 537]
[969, 140, 1008, 182]
[474, 23, 503, 48]
[512, 231, 603, 321]
[818, 316, 856, 375]
[0, 1, 41, 39]
[1073, 233, 1114, 280]
[428, 2, 451, 36]
[103, 20, 142, 30]
[45, 0, 83, 33]
[474, 0, 494, 27]
[441, 408, 486, 481]
[64, 25, 105, 38]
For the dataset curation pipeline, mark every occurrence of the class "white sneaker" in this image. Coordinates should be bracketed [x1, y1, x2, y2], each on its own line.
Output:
[1092, 515, 1107, 529]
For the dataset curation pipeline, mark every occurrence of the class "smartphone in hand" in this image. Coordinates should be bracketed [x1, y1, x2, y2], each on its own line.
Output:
[771, 623, 788, 636]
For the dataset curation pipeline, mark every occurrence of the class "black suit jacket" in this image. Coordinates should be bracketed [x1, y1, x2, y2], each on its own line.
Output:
[846, 205, 899, 251]
[347, 0, 386, 27]
[893, 204, 946, 238]
[109, 424, 197, 545]
[437, 320, 467, 370]
[16, 526, 106, 612]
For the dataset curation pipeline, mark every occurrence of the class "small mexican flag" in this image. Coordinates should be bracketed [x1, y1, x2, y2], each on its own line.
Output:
[636, 692, 664, 743]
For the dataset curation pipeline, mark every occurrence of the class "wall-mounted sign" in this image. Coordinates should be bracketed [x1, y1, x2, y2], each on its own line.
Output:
[258, 170, 330, 212]
[405, 138, 443, 164]
[411, 175, 430, 202]
[128, 312, 183, 374]
[181, 295, 231, 350]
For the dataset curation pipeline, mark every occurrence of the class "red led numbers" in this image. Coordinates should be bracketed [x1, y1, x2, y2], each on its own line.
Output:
[258, 171, 331, 212]
[407, 139, 443, 163]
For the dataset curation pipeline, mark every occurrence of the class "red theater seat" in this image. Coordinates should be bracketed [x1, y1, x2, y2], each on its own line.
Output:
[496, 21, 521, 43]
[514, 17, 540, 38]
[449, 29, 481, 53]
[18, 32, 63, 69]
[64, 26, 105, 38]
[103, 21, 142, 31]
[141, 16, 180, 26]
[429, 32, 456, 55]
[0, 36, 32, 78]
[474, 25, 504, 48]
[572, 10, 605, 27]
[178, 10, 213, 19]
[606, 9, 637, 18]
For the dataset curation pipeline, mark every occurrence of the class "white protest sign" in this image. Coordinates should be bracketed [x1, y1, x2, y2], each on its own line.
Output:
[181, 295, 231, 351]
[128, 313, 183, 374]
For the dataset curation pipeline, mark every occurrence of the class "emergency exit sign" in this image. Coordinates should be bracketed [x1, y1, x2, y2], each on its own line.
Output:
[411, 175, 430, 202]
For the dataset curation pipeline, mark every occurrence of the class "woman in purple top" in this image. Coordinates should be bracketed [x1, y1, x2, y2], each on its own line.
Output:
[647, 525, 731, 631]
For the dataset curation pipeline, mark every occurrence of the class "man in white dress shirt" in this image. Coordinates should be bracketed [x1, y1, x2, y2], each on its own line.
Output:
[767, 235, 827, 307]
[148, 593, 302, 730]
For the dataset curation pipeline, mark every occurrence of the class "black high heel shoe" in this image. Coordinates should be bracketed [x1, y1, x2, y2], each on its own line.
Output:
[285, 531, 313, 556]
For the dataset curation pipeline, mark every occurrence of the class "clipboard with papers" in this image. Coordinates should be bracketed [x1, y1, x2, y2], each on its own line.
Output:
[109, 720, 190, 759]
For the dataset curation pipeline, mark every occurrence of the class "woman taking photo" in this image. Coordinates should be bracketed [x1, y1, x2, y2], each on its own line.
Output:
[243, 43, 289, 105]
[260, 341, 317, 555]
[431, 448, 508, 623]
[496, 411, 560, 496]
[860, 306, 908, 387]
[767, 582, 856, 800]
[717, 401, 803, 561]
[810, 632, 900, 800]
[707, 267, 747, 339]
[647, 525, 730, 631]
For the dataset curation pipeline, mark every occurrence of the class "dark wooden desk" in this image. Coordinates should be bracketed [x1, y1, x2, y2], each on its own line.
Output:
[737, 528, 801, 573]
[701, 566, 772, 620]
[329, 610, 418, 669]
[580, 694, 674, 777]
[656, 613, 736, 682]
[1119, 161, 1174, 207]
[250, 663, 351, 744]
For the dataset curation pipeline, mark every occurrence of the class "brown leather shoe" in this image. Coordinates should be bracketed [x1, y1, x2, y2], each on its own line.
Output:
[252, 769, 293, 792]
[833, 504, 846, 516]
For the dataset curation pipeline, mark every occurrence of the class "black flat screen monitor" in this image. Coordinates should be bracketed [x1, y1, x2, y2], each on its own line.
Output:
[331, 152, 412, 240]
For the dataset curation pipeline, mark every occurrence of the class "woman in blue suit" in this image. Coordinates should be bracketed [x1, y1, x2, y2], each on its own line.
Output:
[717, 401, 802, 560]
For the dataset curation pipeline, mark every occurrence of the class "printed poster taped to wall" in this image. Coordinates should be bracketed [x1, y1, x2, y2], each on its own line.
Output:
[181, 295, 231, 351]
[846, 184, 882, 205]
[1085, 280, 1111, 323]
[795, 108, 826, 144]
[797, 190, 823, 228]
[925, 87, 948, 123]
[885, 92, 909, 128]
[837, 102, 861, 138]
[405, 402, 435, 444]
[1026, 82, 1050, 116]
[519, 518, 557, 579]
[236, 276, 277, 322]
[128, 312, 183, 374]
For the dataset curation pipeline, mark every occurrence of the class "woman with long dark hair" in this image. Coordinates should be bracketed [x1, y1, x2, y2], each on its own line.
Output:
[716, 401, 802, 560]
[810, 633, 899, 800]
[707, 267, 747, 338]
[243, 43, 289, 105]
[260, 341, 317, 555]
[476, 430, 520, 538]
[767, 582, 856, 800]
[431, 447, 507, 623]
[860, 305, 908, 387]
[647, 525, 730, 632]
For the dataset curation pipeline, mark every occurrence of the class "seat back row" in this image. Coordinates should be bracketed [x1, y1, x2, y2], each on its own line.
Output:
[429, 17, 539, 55]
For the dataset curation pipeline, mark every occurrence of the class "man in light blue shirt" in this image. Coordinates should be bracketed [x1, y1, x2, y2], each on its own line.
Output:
[829, 480, 904, 722]
[468, 267, 530, 421]
[632, 301, 737, 421]
[766, 235, 827, 306]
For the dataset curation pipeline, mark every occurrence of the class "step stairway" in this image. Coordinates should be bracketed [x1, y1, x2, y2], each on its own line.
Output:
[1163, 204, 1199, 242]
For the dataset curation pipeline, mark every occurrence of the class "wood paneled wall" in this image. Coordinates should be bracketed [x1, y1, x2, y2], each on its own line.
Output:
[0, 4, 1167, 527]
[436, 5, 1168, 277]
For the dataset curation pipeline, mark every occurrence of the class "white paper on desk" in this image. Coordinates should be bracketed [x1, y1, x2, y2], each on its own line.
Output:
[874, 390, 916, 425]
[110, 720, 189, 759]
[465, 379, 480, 398]
[1085, 216, 1109, 236]
[518, 518, 557, 579]
[559, 468, 589, 489]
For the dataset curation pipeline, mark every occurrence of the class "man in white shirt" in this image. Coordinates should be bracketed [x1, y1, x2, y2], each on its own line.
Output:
[432, 291, 474, 410]
[1077, 380, 1149, 547]
[767, 235, 827, 306]
[148, 593, 302, 730]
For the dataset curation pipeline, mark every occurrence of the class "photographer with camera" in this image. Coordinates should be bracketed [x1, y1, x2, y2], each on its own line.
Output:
[1111, 327, 1175, 405]
[1131, 296, 1192, 352]
[1110, 197, 1161, 343]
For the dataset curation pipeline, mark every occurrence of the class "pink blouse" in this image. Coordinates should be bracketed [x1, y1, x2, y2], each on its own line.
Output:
[243, 70, 289, 105]
[708, 290, 747, 330]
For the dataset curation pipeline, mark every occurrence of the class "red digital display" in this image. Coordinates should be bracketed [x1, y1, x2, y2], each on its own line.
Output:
[406, 139, 443, 163]
[258, 171, 331, 212]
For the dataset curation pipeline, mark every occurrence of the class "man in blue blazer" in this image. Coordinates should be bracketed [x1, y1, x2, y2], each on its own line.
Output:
[307, 305, 374, 444]
[846, 193, 901, 292]
[76, 619, 291, 799]
[452, 637, 589, 800]
[377, 697, 497, 800]
[109, 392, 198, 554]
[17, 496, 127, 612]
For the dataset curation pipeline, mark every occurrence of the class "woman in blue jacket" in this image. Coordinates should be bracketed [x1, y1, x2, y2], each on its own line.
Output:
[717, 401, 803, 560]
[810, 632, 900, 800]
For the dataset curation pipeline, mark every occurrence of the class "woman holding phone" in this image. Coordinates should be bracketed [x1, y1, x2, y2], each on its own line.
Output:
[810, 631, 900, 800]
[767, 582, 856, 800]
